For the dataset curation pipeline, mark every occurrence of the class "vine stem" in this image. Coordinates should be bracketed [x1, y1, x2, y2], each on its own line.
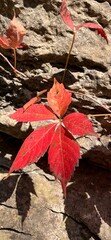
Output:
[62, 31, 76, 83]
[0, 52, 26, 78]
[13, 48, 17, 70]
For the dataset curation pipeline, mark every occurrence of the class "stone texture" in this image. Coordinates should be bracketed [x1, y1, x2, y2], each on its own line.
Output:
[0, 1, 111, 239]
[0, 155, 111, 240]
[65, 160, 111, 240]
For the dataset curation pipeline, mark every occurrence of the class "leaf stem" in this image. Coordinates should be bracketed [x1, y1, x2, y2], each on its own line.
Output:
[13, 48, 16, 70]
[0, 52, 26, 78]
[62, 31, 76, 83]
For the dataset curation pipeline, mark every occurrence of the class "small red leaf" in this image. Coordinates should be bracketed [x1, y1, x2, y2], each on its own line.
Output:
[23, 89, 47, 111]
[6, 14, 27, 49]
[48, 124, 80, 196]
[10, 104, 57, 122]
[23, 97, 41, 111]
[63, 112, 95, 137]
[60, 0, 74, 31]
[47, 78, 72, 118]
[76, 23, 108, 43]
[0, 14, 26, 50]
[8, 123, 56, 175]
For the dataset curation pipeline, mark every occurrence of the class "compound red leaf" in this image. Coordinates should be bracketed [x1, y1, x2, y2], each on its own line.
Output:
[10, 104, 57, 122]
[47, 78, 72, 118]
[60, 0, 74, 31]
[8, 123, 56, 175]
[76, 23, 108, 43]
[63, 112, 95, 137]
[48, 124, 80, 196]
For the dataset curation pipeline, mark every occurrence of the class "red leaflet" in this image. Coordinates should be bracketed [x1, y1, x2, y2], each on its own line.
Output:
[23, 97, 41, 111]
[63, 112, 95, 136]
[48, 124, 80, 196]
[60, 0, 74, 31]
[47, 78, 72, 118]
[76, 23, 108, 43]
[0, 14, 26, 49]
[10, 104, 57, 122]
[0, 35, 10, 49]
[23, 89, 47, 111]
[8, 124, 56, 175]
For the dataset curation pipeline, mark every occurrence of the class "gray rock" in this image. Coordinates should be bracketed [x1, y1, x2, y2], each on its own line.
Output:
[0, 159, 111, 239]
[0, 1, 111, 238]
[65, 160, 111, 240]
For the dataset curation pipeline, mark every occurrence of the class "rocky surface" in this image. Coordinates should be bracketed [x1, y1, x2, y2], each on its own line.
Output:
[0, 0, 111, 239]
[0, 139, 111, 240]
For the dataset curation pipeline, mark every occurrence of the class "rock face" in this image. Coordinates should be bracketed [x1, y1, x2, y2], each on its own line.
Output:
[0, 0, 111, 239]
[0, 145, 111, 240]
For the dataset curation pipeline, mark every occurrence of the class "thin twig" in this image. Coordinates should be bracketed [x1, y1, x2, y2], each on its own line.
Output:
[62, 31, 76, 83]
[0, 52, 26, 78]
[73, 90, 111, 113]
[88, 113, 111, 117]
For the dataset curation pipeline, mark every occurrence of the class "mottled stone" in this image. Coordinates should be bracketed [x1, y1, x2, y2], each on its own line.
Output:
[0, 1, 111, 238]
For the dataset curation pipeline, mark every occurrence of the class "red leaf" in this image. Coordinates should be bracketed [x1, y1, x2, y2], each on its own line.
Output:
[63, 112, 95, 137]
[48, 124, 80, 196]
[10, 104, 57, 122]
[23, 97, 41, 111]
[0, 14, 26, 50]
[60, 0, 74, 31]
[47, 78, 72, 118]
[6, 14, 27, 49]
[23, 89, 47, 111]
[76, 23, 108, 43]
[8, 123, 56, 175]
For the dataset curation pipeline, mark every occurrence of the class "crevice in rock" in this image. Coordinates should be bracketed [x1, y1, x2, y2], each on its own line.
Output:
[0, 227, 32, 236]
[64, 213, 101, 240]
[95, 0, 111, 5]
[47, 207, 101, 240]
[0, 203, 17, 209]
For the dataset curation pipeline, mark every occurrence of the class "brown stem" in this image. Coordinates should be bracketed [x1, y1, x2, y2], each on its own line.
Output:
[0, 52, 26, 78]
[13, 48, 16, 70]
[62, 31, 76, 83]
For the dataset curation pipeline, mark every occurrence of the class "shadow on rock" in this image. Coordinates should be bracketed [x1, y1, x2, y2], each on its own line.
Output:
[23, 0, 44, 8]
[65, 160, 111, 239]
[0, 173, 37, 225]
[15, 174, 37, 224]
